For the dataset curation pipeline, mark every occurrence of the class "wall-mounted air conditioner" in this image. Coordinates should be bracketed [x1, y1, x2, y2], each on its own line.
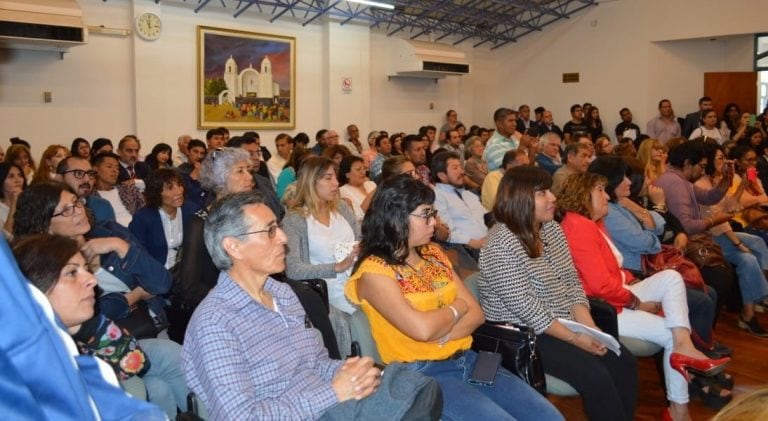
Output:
[0, 0, 87, 54]
[390, 39, 470, 80]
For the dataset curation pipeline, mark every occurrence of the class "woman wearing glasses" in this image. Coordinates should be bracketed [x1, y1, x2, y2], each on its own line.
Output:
[345, 174, 563, 421]
[175, 149, 337, 353]
[13, 180, 172, 337]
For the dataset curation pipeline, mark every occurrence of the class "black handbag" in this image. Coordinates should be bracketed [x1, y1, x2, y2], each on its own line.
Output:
[114, 301, 159, 340]
[471, 322, 547, 395]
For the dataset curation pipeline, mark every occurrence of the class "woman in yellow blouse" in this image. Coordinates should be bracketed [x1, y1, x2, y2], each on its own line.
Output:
[345, 174, 562, 421]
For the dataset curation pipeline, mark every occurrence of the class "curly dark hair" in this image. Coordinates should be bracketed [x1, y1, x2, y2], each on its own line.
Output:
[145, 168, 185, 209]
[556, 172, 607, 220]
[357, 174, 435, 266]
[588, 156, 629, 202]
[14, 181, 76, 237]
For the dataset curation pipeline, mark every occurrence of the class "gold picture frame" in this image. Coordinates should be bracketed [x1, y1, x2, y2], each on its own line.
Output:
[197, 26, 296, 129]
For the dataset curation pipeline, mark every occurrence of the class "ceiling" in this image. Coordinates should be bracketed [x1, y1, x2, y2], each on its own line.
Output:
[139, 0, 598, 49]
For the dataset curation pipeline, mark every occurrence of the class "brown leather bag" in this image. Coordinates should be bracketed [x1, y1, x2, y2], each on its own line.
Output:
[742, 207, 768, 230]
[643, 244, 707, 291]
[684, 233, 726, 268]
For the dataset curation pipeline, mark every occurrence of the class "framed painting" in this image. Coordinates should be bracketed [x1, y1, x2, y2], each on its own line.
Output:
[197, 26, 295, 129]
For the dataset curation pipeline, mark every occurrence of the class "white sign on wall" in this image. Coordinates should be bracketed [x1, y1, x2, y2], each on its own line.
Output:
[341, 77, 352, 94]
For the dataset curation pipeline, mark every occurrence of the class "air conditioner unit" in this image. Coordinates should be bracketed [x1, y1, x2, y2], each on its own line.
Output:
[0, 0, 87, 54]
[390, 39, 470, 79]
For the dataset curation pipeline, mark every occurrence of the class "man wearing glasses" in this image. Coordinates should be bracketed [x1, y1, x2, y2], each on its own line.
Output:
[56, 156, 116, 223]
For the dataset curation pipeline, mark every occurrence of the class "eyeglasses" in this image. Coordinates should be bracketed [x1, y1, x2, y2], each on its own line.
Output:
[236, 222, 283, 239]
[52, 197, 86, 218]
[60, 169, 97, 179]
[410, 208, 438, 224]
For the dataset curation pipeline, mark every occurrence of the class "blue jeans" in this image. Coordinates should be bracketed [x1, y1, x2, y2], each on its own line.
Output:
[687, 287, 717, 344]
[138, 339, 189, 418]
[714, 233, 768, 304]
[403, 350, 563, 421]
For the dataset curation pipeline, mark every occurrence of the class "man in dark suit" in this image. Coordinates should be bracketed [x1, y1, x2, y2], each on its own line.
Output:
[682, 96, 713, 138]
[116, 135, 151, 189]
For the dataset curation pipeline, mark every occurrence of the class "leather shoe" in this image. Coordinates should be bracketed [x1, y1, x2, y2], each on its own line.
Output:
[670, 353, 730, 382]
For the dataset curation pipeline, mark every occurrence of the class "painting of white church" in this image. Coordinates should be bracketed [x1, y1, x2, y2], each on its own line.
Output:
[219, 55, 281, 105]
[198, 26, 295, 129]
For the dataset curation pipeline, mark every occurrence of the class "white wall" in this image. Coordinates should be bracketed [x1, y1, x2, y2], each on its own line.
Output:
[0, 0, 763, 160]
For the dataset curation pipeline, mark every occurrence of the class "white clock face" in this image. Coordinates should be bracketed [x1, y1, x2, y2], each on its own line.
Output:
[136, 13, 162, 41]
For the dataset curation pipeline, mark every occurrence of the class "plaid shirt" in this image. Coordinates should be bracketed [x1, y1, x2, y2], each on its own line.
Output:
[182, 272, 342, 420]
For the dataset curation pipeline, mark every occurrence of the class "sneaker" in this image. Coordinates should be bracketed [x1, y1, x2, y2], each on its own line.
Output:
[738, 316, 768, 338]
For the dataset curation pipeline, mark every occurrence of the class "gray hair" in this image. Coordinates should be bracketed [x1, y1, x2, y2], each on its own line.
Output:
[204, 191, 266, 271]
[463, 135, 482, 160]
[200, 147, 250, 196]
[538, 132, 561, 150]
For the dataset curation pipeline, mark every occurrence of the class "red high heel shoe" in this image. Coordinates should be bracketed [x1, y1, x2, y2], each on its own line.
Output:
[670, 352, 730, 382]
[662, 407, 673, 421]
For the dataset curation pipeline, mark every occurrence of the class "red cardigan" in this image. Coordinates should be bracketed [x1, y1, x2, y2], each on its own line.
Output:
[560, 212, 636, 312]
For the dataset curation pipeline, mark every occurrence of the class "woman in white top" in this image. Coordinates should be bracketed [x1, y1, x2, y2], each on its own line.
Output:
[283, 156, 361, 315]
[338, 155, 376, 223]
[0, 162, 26, 237]
[690, 110, 726, 144]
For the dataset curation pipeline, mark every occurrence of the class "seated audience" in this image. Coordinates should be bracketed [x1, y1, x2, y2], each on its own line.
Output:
[14, 181, 171, 335]
[32, 144, 69, 183]
[92, 152, 145, 227]
[173, 134, 191, 167]
[537, 109, 564, 139]
[267, 133, 293, 182]
[402, 134, 431, 185]
[116, 135, 151, 189]
[637, 138, 667, 183]
[728, 145, 768, 244]
[691, 142, 768, 336]
[130, 169, 197, 269]
[551, 142, 590, 196]
[431, 151, 487, 271]
[144, 143, 173, 171]
[463, 135, 488, 191]
[590, 156, 733, 402]
[71, 137, 91, 160]
[346, 174, 563, 421]
[5, 143, 34, 183]
[479, 166, 637, 420]
[558, 172, 730, 421]
[56, 156, 116, 224]
[0, 235, 164, 420]
[283, 156, 360, 315]
[0, 162, 26, 237]
[615, 107, 641, 143]
[535, 132, 563, 175]
[227, 135, 282, 219]
[484, 107, 522, 171]
[276, 147, 310, 200]
[91, 137, 114, 157]
[181, 191, 442, 420]
[594, 134, 614, 156]
[339, 155, 376, 223]
[176, 138, 208, 210]
[13, 234, 188, 418]
[689, 110, 725, 144]
[369, 133, 392, 182]
[481, 148, 528, 211]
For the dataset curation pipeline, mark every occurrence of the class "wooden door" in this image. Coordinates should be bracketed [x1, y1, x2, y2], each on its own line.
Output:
[704, 72, 758, 114]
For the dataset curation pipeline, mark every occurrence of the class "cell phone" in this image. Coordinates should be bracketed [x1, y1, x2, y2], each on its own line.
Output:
[747, 167, 758, 182]
[468, 351, 501, 386]
[748, 114, 757, 127]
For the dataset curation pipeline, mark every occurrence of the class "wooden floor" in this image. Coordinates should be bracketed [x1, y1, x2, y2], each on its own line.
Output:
[548, 310, 768, 420]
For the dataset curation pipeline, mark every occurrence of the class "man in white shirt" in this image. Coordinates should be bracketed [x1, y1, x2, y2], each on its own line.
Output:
[92, 152, 145, 227]
[174, 134, 192, 166]
[267, 133, 293, 182]
[431, 151, 487, 261]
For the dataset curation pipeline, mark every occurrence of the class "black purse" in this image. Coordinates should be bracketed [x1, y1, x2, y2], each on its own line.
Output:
[114, 301, 159, 340]
[471, 322, 547, 395]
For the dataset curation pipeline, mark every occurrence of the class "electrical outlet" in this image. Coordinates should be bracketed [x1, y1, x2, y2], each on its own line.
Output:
[43, 91, 52, 103]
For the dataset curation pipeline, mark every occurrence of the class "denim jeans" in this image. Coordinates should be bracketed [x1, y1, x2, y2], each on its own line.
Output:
[403, 350, 563, 421]
[713, 233, 768, 303]
[138, 339, 189, 418]
[687, 286, 717, 344]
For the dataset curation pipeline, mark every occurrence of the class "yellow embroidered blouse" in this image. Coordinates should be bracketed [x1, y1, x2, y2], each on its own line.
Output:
[345, 243, 472, 364]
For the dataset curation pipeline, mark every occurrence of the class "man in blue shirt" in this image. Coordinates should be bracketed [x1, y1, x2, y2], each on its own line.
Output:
[431, 151, 488, 263]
